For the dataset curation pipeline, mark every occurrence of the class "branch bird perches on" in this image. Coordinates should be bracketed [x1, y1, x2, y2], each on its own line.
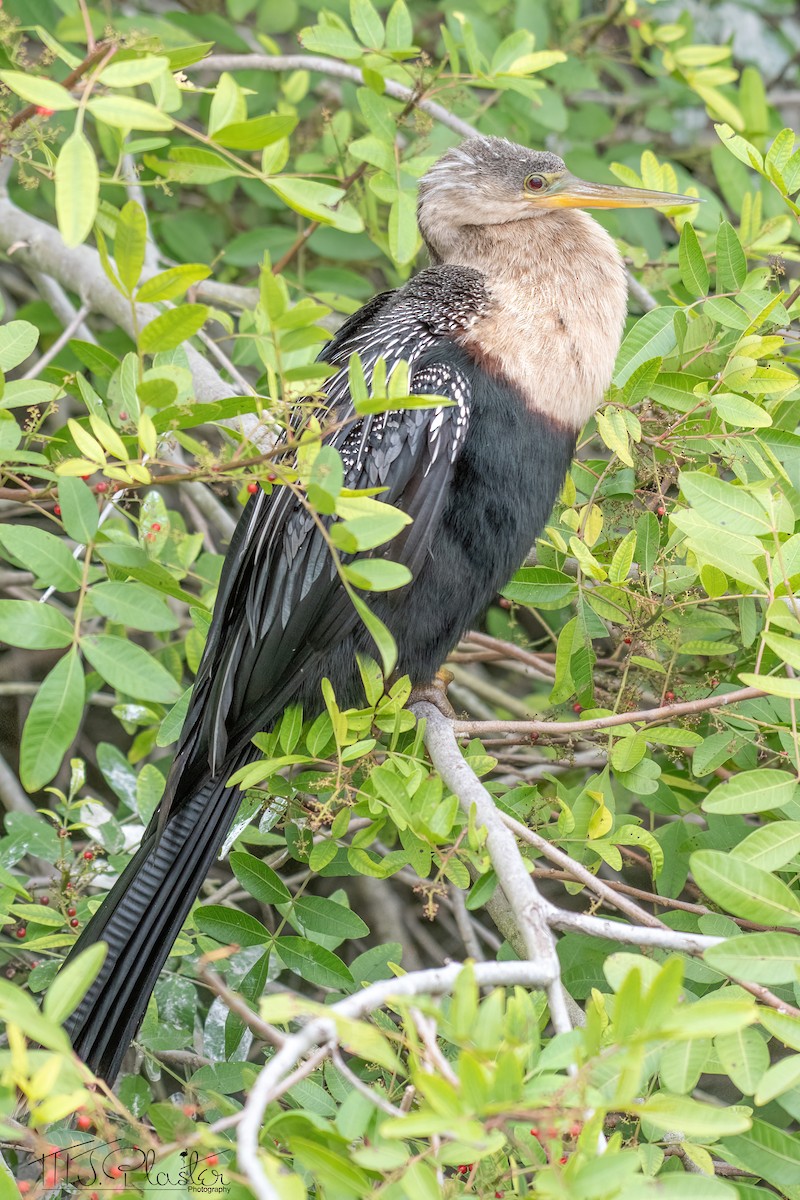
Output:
[59, 136, 697, 1083]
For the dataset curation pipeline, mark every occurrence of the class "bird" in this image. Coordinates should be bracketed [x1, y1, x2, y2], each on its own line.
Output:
[61, 136, 695, 1082]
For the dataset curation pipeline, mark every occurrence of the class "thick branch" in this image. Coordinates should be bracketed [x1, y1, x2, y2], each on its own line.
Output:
[413, 702, 572, 1035]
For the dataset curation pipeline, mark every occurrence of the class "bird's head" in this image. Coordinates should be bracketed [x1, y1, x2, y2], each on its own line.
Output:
[418, 136, 698, 259]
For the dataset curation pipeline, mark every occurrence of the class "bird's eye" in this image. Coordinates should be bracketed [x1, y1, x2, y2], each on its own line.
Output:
[525, 175, 546, 192]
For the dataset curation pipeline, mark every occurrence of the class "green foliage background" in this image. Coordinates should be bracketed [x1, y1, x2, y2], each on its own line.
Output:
[0, 0, 800, 1196]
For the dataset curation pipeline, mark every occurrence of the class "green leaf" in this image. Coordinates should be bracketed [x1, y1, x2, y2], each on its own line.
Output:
[332, 496, 411, 552]
[195, 904, 271, 947]
[731, 822, 800, 871]
[90, 581, 179, 632]
[306, 444, 344, 514]
[267, 178, 364, 233]
[350, 591, 397, 676]
[715, 1026, 770, 1096]
[299, 23, 363, 59]
[343, 559, 412, 592]
[613, 308, 678, 386]
[0, 600, 73, 649]
[156, 686, 192, 747]
[213, 113, 297, 150]
[678, 222, 710, 296]
[288, 894, 369, 940]
[0, 321, 39, 371]
[691, 850, 800, 927]
[720, 1120, 800, 1192]
[704, 932, 800, 983]
[19, 649, 84, 791]
[230, 851, 291, 904]
[88, 95, 174, 131]
[55, 131, 99, 248]
[0, 525, 83, 591]
[115, 200, 148, 294]
[702, 769, 797, 814]
[739, 672, 800, 698]
[755, 1054, 800, 1106]
[139, 305, 209, 353]
[351, 0, 384, 46]
[0, 70, 77, 109]
[502, 567, 576, 606]
[680, 472, 769, 534]
[711, 392, 771, 428]
[385, 0, 413, 48]
[45, 943, 107, 1025]
[80, 634, 182, 703]
[276, 936, 354, 988]
[137, 264, 211, 302]
[636, 1092, 750, 1137]
[58, 476, 98, 544]
[388, 190, 418, 265]
[99, 56, 171, 87]
[715, 221, 747, 291]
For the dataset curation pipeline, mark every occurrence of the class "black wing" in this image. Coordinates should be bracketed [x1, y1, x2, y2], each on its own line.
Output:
[166, 268, 483, 807]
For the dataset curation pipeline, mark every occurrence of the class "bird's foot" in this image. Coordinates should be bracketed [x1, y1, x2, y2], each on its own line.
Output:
[408, 669, 456, 719]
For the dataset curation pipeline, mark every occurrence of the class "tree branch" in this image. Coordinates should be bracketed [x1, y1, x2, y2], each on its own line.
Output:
[452, 685, 765, 737]
[413, 702, 572, 1035]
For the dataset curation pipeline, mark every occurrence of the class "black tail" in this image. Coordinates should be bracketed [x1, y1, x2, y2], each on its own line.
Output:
[64, 773, 243, 1083]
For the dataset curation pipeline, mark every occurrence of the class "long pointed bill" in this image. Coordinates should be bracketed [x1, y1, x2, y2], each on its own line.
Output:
[544, 173, 699, 210]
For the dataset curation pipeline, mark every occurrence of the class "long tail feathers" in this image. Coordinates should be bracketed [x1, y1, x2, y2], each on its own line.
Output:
[64, 775, 243, 1083]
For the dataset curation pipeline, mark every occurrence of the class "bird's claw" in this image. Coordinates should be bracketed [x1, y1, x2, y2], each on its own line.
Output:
[408, 669, 457, 719]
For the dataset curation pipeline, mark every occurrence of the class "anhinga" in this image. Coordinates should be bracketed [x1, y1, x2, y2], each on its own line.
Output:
[62, 137, 694, 1082]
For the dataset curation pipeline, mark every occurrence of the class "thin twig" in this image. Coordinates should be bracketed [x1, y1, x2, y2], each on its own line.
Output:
[452, 685, 765, 737]
[21, 303, 92, 379]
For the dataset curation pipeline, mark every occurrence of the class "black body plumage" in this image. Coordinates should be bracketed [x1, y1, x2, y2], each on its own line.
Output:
[63, 263, 576, 1082]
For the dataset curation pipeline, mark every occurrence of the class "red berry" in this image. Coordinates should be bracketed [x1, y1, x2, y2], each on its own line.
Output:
[572, 703, 582, 713]
[54, 505, 61, 516]
[530, 1127, 540, 1138]
[623, 636, 632, 645]
[16, 927, 26, 939]
[94, 482, 108, 494]
[182, 1105, 196, 1117]
[91, 1193, 99, 1200]
[206, 1154, 218, 1166]
[65, 882, 73, 889]
[118, 411, 128, 421]
[83, 850, 94, 861]
[44, 1169, 58, 1187]
[109, 1166, 122, 1179]
[36, 106, 55, 117]
[569, 1122, 581, 1137]
[559, 1155, 568, 1165]
[656, 505, 666, 517]
[67, 907, 77, 917]
[457, 1165, 469, 1174]
[151, 523, 161, 532]
[77, 1114, 92, 1130]
[81, 475, 91, 481]
[18, 1183, 30, 1194]
[710, 677, 718, 687]
[267, 474, 277, 483]
[247, 481, 258, 494]
[40, 896, 50, 906]
[665, 691, 675, 702]
[70, 918, 79, 928]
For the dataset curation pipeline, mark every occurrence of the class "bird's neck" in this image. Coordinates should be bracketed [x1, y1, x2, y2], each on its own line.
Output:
[432, 210, 629, 432]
